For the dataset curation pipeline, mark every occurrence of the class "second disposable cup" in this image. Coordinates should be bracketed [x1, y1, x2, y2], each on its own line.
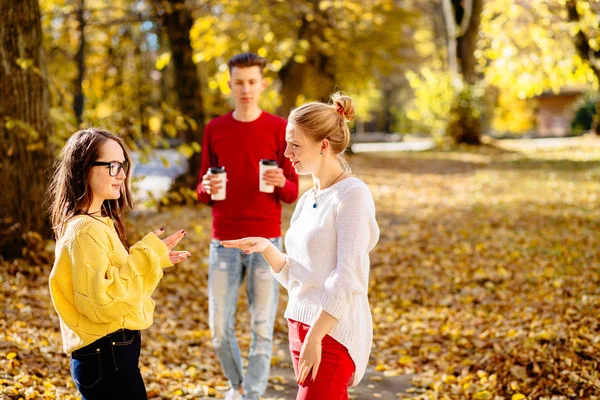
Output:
[259, 159, 278, 193]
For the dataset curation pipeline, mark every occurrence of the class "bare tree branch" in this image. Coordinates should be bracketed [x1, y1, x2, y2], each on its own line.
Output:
[442, 0, 459, 83]
[457, 0, 473, 37]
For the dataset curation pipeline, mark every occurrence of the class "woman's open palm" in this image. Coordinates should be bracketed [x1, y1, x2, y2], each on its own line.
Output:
[221, 237, 271, 254]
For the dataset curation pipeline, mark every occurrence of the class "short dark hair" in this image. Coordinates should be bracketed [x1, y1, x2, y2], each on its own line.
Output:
[227, 52, 267, 75]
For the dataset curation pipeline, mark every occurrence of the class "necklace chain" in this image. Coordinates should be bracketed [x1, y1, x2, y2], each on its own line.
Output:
[312, 171, 346, 209]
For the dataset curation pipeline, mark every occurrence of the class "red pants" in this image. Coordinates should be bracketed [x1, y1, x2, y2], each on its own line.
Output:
[288, 319, 356, 400]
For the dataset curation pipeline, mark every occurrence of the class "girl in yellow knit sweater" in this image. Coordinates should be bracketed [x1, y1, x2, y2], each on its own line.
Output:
[48, 128, 190, 399]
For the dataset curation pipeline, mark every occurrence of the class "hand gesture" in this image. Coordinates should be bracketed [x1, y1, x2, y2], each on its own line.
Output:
[152, 228, 191, 264]
[221, 237, 271, 254]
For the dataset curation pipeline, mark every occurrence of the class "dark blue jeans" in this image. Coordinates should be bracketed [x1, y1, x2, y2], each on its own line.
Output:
[70, 329, 146, 400]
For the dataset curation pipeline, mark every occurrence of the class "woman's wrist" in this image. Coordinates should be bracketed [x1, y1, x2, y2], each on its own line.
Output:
[263, 240, 275, 254]
[305, 329, 324, 344]
[261, 241, 287, 273]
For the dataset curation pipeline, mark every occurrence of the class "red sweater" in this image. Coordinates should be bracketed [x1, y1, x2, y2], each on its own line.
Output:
[196, 111, 299, 240]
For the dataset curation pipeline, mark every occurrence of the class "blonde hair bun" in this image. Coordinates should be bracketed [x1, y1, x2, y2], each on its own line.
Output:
[331, 92, 356, 122]
[287, 92, 356, 161]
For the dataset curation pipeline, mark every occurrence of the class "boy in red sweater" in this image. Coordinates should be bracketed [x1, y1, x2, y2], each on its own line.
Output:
[196, 53, 299, 400]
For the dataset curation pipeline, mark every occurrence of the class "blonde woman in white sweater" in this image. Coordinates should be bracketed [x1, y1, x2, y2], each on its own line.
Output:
[222, 93, 379, 400]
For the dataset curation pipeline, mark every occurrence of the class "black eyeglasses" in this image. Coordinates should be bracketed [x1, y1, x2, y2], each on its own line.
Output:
[92, 160, 129, 177]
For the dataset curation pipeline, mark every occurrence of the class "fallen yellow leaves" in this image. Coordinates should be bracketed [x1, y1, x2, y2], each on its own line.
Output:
[1, 142, 600, 399]
[358, 144, 600, 399]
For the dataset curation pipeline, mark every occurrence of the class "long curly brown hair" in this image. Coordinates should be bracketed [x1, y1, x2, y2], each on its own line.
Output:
[48, 128, 134, 248]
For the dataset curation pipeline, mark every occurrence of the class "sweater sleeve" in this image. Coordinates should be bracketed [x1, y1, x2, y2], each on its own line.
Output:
[69, 230, 171, 324]
[197, 122, 215, 205]
[320, 185, 379, 319]
[271, 255, 291, 290]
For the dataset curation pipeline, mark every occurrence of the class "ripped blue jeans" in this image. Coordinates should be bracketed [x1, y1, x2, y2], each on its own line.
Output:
[208, 238, 280, 400]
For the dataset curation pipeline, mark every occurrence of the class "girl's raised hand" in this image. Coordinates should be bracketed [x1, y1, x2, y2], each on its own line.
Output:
[168, 250, 191, 264]
[153, 228, 191, 264]
[152, 228, 187, 250]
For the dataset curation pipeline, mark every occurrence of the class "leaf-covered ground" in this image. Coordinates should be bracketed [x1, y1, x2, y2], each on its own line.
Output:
[1, 137, 600, 399]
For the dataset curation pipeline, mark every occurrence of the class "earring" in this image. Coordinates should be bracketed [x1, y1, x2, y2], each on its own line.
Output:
[320, 151, 323, 156]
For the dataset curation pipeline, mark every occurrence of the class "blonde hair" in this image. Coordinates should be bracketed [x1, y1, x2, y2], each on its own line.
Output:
[288, 93, 356, 171]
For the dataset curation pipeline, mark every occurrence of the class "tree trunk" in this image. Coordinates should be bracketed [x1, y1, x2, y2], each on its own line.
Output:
[277, 1, 336, 118]
[161, 0, 205, 188]
[565, 0, 600, 135]
[381, 79, 394, 133]
[430, 0, 450, 69]
[0, 0, 54, 259]
[311, 53, 336, 102]
[278, 53, 336, 118]
[442, 0, 483, 144]
[456, 0, 482, 86]
[73, 0, 86, 126]
[442, 0, 459, 81]
[594, 97, 600, 136]
[277, 18, 311, 118]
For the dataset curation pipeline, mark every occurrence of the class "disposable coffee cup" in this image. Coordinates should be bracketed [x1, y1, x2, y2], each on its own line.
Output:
[208, 166, 226, 201]
[259, 159, 278, 193]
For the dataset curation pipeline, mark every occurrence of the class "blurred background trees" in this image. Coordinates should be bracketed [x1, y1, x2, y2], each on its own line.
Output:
[33, 0, 600, 147]
[2, 0, 600, 256]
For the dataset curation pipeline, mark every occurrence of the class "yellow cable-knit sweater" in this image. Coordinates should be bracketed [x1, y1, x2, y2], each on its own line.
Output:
[49, 215, 172, 354]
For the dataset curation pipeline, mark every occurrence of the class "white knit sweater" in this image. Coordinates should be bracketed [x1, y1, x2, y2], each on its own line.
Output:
[273, 177, 380, 386]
